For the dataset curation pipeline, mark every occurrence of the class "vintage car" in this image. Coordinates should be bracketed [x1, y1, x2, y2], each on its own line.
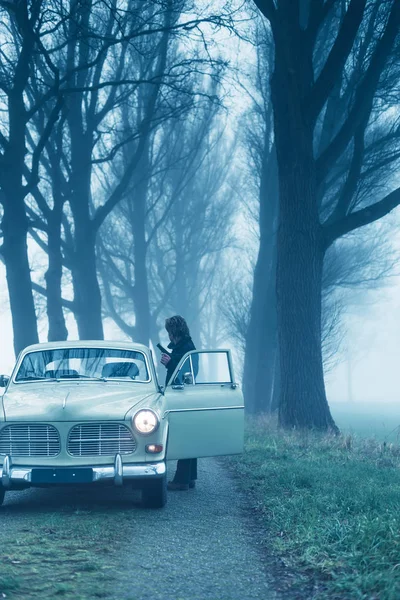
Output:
[0, 341, 244, 508]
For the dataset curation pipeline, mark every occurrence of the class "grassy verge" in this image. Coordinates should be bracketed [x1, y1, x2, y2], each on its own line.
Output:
[226, 417, 400, 600]
[0, 492, 141, 600]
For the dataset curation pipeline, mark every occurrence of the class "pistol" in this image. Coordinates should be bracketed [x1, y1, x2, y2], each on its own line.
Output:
[157, 343, 171, 355]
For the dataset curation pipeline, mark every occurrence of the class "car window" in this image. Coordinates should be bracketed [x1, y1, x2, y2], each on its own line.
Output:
[173, 351, 232, 385]
[15, 348, 150, 382]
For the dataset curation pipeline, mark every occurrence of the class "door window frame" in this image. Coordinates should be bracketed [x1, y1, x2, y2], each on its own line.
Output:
[168, 350, 234, 387]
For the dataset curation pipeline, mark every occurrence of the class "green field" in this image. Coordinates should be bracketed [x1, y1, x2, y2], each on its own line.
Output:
[330, 402, 400, 442]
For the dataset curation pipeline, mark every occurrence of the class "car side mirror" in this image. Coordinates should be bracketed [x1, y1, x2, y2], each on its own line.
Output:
[183, 372, 193, 385]
[0, 375, 10, 388]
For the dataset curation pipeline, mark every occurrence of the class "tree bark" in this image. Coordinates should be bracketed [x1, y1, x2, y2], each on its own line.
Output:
[68, 125, 103, 339]
[243, 144, 278, 414]
[45, 206, 68, 341]
[0, 3, 40, 355]
[132, 175, 151, 346]
[71, 228, 104, 340]
[271, 24, 337, 431]
[276, 216, 335, 429]
[65, 0, 103, 340]
[1, 200, 39, 355]
[0, 88, 39, 354]
[243, 234, 277, 414]
[252, 249, 278, 414]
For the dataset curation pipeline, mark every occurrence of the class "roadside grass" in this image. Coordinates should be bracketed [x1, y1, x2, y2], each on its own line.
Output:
[226, 416, 400, 600]
[0, 496, 140, 600]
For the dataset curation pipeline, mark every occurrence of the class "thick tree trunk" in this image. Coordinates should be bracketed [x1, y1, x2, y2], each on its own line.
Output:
[1, 88, 39, 355]
[170, 206, 201, 339]
[276, 219, 336, 429]
[46, 208, 68, 341]
[271, 37, 337, 431]
[69, 159, 103, 340]
[244, 238, 277, 414]
[71, 231, 104, 340]
[243, 146, 278, 414]
[1, 201, 39, 355]
[69, 130, 104, 340]
[66, 6, 104, 341]
[132, 187, 151, 346]
[252, 256, 278, 414]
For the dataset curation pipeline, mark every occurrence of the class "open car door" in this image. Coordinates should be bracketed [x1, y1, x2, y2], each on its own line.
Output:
[164, 350, 244, 460]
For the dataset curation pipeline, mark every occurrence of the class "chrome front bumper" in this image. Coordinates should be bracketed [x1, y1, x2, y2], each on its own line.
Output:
[0, 454, 166, 489]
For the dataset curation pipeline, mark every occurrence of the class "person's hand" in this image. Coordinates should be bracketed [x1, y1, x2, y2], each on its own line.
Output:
[161, 353, 171, 366]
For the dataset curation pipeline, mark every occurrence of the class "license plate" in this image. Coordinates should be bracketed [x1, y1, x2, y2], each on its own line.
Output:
[31, 468, 93, 484]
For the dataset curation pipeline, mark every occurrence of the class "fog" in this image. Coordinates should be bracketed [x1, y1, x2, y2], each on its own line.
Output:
[327, 289, 400, 405]
[1, 257, 400, 412]
[1, 0, 400, 431]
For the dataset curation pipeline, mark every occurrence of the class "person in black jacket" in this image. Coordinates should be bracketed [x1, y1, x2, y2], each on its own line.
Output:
[161, 315, 197, 491]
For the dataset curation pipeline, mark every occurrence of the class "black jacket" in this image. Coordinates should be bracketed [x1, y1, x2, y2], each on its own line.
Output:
[165, 336, 196, 385]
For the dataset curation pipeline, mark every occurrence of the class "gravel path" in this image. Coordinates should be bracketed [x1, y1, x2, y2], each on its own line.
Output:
[2, 458, 278, 600]
[116, 459, 278, 600]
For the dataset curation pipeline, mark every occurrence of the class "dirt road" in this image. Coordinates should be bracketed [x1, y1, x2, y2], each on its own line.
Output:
[0, 459, 278, 600]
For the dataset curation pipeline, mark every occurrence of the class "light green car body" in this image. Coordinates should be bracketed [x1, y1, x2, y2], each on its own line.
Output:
[0, 341, 244, 507]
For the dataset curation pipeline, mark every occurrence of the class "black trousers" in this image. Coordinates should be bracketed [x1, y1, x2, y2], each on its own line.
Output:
[172, 458, 197, 484]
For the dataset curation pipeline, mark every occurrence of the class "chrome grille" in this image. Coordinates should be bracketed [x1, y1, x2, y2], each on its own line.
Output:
[67, 423, 136, 456]
[0, 424, 60, 457]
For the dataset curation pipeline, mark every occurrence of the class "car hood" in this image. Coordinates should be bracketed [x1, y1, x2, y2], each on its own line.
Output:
[2, 382, 159, 421]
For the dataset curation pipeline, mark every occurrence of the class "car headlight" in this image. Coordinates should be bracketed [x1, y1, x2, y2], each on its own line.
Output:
[133, 409, 159, 434]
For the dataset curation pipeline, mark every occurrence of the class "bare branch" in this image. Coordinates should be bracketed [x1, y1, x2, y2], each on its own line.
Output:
[307, 0, 367, 123]
[317, 1, 400, 183]
[324, 119, 367, 225]
[31, 281, 75, 312]
[25, 96, 63, 193]
[324, 187, 400, 247]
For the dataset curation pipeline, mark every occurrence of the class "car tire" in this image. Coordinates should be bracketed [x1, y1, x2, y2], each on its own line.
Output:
[142, 475, 167, 508]
[0, 485, 5, 507]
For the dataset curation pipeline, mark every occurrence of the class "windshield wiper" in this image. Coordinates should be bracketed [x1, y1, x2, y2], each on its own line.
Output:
[17, 375, 107, 382]
[71, 374, 107, 381]
[17, 376, 59, 382]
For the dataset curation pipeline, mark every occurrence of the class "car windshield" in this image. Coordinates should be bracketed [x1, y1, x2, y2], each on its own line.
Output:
[15, 348, 149, 383]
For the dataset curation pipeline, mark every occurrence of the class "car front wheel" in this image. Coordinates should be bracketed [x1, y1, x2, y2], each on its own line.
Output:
[142, 475, 167, 508]
[0, 484, 5, 506]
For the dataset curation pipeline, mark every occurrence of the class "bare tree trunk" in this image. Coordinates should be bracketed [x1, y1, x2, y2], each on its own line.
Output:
[44, 129, 69, 341]
[243, 237, 276, 414]
[276, 216, 335, 429]
[46, 206, 68, 341]
[65, 0, 103, 340]
[271, 45, 337, 431]
[69, 129, 104, 339]
[132, 177, 151, 345]
[173, 216, 201, 343]
[243, 145, 278, 414]
[71, 228, 104, 340]
[252, 247, 278, 414]
[1, 199, 39, 354]
[1, 90, 39, 354]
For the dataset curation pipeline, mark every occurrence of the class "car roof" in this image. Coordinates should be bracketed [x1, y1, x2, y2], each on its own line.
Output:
[20, 340, 150, 354]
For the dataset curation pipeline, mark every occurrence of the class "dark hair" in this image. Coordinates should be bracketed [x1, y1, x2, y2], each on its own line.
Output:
[165, 315, 190, 340]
